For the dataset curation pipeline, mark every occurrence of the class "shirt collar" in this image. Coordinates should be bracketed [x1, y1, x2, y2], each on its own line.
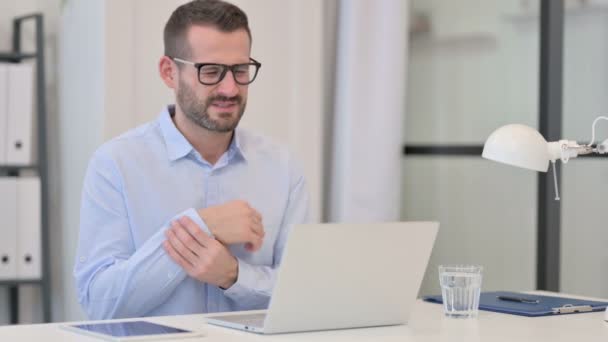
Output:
[229, 128, 247, 161]
[227, 129, 248, 162]
[159, 105, 194, 162]
[158, 105, 249, 163]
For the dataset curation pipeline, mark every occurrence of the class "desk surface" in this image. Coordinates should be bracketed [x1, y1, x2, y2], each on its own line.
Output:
[1, 294, 608, 341]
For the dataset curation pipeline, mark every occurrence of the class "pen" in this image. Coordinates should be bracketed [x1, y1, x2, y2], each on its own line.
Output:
[497, 296, 540, 304]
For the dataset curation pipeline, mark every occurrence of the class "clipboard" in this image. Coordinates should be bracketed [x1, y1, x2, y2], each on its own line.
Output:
[423, 291, 608, 317]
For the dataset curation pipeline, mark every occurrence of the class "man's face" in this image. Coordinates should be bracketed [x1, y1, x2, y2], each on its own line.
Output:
[176, 26, 251, 133]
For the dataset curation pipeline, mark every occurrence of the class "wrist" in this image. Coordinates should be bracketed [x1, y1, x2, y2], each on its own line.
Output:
[197, 208, 216, 235]
[220, 256, 239, 289]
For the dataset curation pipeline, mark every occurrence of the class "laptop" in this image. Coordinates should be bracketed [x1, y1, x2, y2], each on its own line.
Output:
[206, 221, 439, 334]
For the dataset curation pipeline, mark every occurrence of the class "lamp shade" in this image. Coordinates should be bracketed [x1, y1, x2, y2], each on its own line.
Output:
[482, 124, 550, 172]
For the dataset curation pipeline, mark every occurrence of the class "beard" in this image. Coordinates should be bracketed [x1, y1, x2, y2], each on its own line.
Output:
[176, 78, 246, 133]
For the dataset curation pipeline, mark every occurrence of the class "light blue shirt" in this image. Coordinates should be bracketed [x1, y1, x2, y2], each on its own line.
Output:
[74, 105, 310, 319]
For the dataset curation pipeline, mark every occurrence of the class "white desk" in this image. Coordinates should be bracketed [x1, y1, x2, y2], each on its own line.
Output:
[1, 294, 607, 341]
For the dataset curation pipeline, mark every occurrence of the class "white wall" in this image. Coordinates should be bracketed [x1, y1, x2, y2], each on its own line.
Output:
[57, 0, 105, 322]
[0, 0, 62, 325]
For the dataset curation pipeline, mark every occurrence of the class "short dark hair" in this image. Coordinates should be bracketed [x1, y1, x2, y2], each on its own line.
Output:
[164, 0, 251, 59]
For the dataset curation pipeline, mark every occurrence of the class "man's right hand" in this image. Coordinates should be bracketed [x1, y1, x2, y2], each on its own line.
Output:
[198, 200, 265, 252]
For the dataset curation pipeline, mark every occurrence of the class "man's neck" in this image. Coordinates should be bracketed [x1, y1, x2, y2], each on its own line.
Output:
[171, 107, 233, 165]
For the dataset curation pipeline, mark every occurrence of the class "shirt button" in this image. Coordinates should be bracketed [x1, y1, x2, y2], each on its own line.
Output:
[79, 257, 86, 263]
[167, 272, 173, 279]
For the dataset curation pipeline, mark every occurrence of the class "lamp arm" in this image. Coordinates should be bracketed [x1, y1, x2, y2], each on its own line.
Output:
[547, 140, 591, 163]
[588, 116, 608, 147]
[546, 140, 589, 202]
[550, 160, 560, 201]
[554, 116, 608, 157]
[597, 139, 608, 154]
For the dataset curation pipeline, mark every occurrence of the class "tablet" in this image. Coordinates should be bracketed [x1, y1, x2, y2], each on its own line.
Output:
[61, 320, 204, 341]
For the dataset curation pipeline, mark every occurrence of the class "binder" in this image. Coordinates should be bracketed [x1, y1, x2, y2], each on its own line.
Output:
[0, 177, 18, 280]
[424, 291, 608, 317]
[16, 176, 41, 279]
[6, 63, 35, 166]
[0, 64, 7, 164]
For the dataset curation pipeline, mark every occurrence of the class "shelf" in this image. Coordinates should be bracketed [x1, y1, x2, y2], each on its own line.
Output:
[0, 279, 43, 286]
[2, 12, 51, 324]
[0, 165, 38, 171]
[0, 52, 38, 62]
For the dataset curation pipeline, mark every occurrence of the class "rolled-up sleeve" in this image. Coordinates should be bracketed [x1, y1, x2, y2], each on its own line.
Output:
[74, 147, 211, 319]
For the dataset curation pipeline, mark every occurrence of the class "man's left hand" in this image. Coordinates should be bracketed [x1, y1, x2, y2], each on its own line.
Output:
[163, 216, 238, 289]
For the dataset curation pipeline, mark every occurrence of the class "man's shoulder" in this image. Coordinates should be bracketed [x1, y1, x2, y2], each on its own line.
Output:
[93, 120, 162, 162]
[237, 128, 290, 160]
[237, 129, 306, 180]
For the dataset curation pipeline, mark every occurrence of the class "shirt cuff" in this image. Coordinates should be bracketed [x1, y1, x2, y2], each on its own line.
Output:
[182, 208, 214, 238]
[223, 258, 255, 300]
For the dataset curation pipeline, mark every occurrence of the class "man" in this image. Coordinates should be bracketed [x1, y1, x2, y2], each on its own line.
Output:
[74, 0, 309, 320]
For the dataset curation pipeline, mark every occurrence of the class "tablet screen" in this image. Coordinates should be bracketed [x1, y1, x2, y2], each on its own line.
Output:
[70, 321, 192, 338]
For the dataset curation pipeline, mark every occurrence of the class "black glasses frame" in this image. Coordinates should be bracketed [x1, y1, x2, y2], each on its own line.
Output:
[171, 57, 262, 85]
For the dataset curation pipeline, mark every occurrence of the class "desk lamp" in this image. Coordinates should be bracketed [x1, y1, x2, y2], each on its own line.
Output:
[482, 116, 608, 321]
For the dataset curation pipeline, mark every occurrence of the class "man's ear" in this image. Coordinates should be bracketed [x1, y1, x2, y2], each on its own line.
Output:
[159, 56, 177, 89]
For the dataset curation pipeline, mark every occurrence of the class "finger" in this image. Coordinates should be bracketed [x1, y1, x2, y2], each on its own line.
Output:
[172, 219, 207, 255]
[240, 200, 252, 210]
[167, 222, 201, 262]
[250, 220, 265, 238]
[179, 216, 214, 246]
[166, 225, 197, 263]
[246, 234, 264, 252]
[163, 239, 194, 272]
[248, 208, 263, 232]
[250, 216, 261, 230]
[251, 210, 263, 225]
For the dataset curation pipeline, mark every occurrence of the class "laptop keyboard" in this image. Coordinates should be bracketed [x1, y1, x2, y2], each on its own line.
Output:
[210, 313, 266, 328]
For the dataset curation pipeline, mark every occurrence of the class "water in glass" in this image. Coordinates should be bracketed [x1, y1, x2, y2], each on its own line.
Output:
[439, 266, 482, 319]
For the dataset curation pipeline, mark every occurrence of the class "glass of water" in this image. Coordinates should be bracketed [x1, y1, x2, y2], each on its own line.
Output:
[438, 265, 483, 319]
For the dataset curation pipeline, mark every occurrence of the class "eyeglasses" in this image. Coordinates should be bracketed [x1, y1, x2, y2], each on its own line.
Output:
[171, 57, 262, 85]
